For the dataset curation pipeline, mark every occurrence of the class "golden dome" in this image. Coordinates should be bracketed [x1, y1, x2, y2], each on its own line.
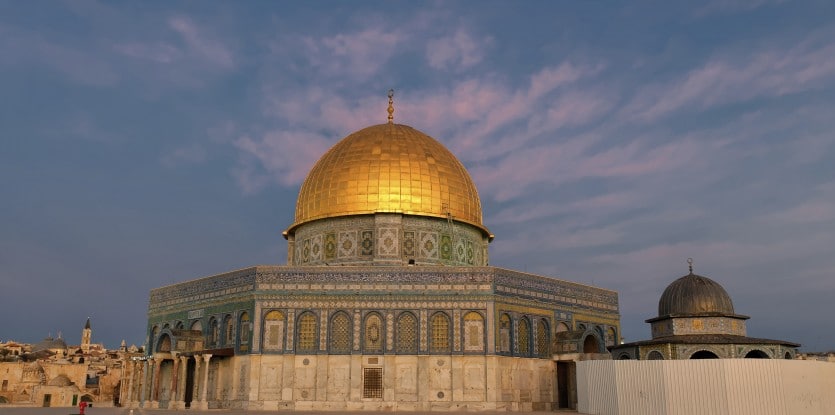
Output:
[286, 123, 489, 237]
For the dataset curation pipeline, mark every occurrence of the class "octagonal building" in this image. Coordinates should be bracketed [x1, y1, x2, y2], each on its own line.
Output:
[124, 99, 620, 411]
[611, 262, 799, 360]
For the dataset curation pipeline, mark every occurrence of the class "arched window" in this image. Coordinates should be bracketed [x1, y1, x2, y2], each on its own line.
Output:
[605, 327, 617, 347]
[157, 334, 172, 352]
[784, 351, 792, 359]
[430, 312, 451, 353]
[150, 326, 160, 352]
[364, 313, 384, 353]
[263, 311, 285, 351]
[647, 351, 664, 360]
[330, 312, 351, 354]
[209, 318, 220, 347]
[239, 312, 251, 351]
[556, 322, 569, 334]
[690, 350, 719, 359]
[744, 350, 769, 359]
[396, 312, 418, 353]
[190, 320, 202, 332]
[175, 321, 184, 330]
[296, 312, 318, 353]
[499, 314, 512, 353]
[463, 312, 484, 352]
[518, 318, 531, 356]
[583, 334, 599, 353]
[535, 319, 550, 357]
[224, 315, 234, 346]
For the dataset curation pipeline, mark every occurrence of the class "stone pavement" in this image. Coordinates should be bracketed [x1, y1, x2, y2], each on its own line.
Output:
[0, 407, 587, 415]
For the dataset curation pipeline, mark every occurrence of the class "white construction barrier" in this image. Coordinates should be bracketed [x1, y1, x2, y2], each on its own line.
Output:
[576, 359, 835, 415]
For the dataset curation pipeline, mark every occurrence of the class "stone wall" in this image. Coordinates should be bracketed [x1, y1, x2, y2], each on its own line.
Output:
[212, 354, 555, 411]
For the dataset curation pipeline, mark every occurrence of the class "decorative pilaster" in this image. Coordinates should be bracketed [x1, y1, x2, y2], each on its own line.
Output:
[173, 355, 187, 408]
[198, 354, 212, 409]
[126, 361, 136, 405]
[192, 355, 202, 406]
[169, 353, 180, 408]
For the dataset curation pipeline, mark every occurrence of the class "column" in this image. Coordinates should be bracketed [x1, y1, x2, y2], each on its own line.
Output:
[151, 357, 162, 406]
[176, 356, 188, 407]
[192, 356, 202, 407]
[126, 361, 136, 406]
[199, 354, 212, 409]
[140, 359, 153, 408]
[169, 353, 180, 408]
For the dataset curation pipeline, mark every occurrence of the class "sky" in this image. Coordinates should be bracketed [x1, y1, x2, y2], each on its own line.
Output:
[1, 1, 834, 352]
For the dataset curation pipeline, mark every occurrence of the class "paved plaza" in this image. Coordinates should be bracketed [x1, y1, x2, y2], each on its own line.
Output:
[0, 408, 586, 415]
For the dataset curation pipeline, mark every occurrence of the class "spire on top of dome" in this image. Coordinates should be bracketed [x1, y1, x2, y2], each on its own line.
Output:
[387, 89, 394, 124]
[687, 257, 694, 274]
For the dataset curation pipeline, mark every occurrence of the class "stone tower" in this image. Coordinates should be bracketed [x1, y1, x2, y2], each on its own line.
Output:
[81, 318, 92, 353]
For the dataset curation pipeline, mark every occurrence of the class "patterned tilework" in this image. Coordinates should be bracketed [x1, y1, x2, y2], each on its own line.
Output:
[338, 231, 357, 258]
[403, 231, 415, 258]
[149, 266, 619, 315]
[324, 233, 336, 260]
[290, 214, 487, 266]
[377, 228, 398, 257]
[360, 230, 374, 256]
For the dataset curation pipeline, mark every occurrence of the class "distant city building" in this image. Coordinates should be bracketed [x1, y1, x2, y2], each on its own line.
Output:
[123, 96, 621, 411]
[610, 260, 799, 360]
[0, 320, 143, 407]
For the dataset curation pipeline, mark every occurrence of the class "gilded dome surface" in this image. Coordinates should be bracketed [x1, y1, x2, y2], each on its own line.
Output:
[288, 123, 488, 236]
[657, 273, 735, 317]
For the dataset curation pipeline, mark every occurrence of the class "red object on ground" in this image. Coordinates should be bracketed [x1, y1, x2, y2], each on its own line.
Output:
[79, 401, 88, 415]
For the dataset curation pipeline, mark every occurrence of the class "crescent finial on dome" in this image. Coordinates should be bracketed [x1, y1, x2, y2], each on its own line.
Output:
[387, 89, 394, 124]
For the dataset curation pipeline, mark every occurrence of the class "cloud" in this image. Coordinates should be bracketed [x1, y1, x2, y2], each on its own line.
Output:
[160, 143, 208, 167]
[168, 16, 234, 69]
[623, 34, 835, 122]
[301, 28, 403, 80]
[115, 42, 181, 64]
[426, 30, 490, 71]
[232, 130, 333, 194]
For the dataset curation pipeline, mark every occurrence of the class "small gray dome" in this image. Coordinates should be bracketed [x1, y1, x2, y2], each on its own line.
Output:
[32, 336, 68, 353]
[658, 273, 735, 317]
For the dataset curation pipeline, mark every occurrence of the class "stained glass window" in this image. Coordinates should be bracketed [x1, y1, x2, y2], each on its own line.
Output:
[364, 313, 383, 353]
[430, 313, 450, 353]
[225, 316, 234, 346]
[463, 312, 484, 352]
[209, 319, 219, 346]
[518, 318, 530, 356]
[396, 312, 417, 353]
[499, 314, 511, 353]
[297, 312, 318, 352]
[330, 312, 351, 354]
[263, 311, 285, 351]
[239, 312, 250, 351]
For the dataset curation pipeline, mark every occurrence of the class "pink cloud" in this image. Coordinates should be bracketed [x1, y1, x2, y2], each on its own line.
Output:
[303, 28, 402, 80]
[624, 35, 835, 122]
[232, 130, 332, 194]
[114, 42, 181, 63]
[426, 29, 490, 71]
[168, 16, 234, 69]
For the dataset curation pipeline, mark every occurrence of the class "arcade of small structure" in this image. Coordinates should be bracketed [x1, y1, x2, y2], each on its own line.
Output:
[611, 259, 799, 360]
[122, 92, 621, 411]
